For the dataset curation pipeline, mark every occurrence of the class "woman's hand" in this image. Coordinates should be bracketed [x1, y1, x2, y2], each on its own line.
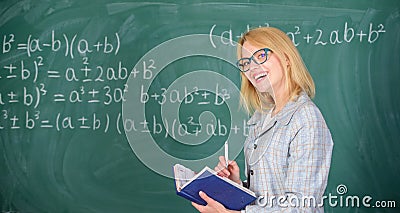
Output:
[192, 191, 239, 213]
[214, 156, 241, 185]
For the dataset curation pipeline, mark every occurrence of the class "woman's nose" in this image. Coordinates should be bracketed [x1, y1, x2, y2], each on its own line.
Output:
[248, 61, 259, 72]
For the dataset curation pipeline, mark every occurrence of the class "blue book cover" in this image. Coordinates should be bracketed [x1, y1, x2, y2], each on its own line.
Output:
[173, 164, 256, 211]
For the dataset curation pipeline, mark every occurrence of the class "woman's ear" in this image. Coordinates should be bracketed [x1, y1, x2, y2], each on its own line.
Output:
[284, 53, 291, 68]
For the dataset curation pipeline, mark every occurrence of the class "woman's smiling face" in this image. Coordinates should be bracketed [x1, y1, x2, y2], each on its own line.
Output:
[241, 42, 286, 96]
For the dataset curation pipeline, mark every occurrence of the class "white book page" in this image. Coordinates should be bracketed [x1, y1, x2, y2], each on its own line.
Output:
[195, 167, 255, 196]
[174, 164, 196, 191]
[180, 166, 215, 189]
[174, 164, 255, 197]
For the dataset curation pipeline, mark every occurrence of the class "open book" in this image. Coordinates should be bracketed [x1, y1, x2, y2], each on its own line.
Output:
[173, 164, 256, 211]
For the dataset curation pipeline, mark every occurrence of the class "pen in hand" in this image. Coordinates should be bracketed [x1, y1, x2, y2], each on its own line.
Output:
[224, 141, 228, 168]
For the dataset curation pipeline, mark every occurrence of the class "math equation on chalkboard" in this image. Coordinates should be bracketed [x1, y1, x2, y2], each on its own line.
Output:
[0, 19, 387, 139]
[0, 31, 247, 139]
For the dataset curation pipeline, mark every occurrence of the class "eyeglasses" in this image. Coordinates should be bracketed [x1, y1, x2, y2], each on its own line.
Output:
[236, 48, 271, 72]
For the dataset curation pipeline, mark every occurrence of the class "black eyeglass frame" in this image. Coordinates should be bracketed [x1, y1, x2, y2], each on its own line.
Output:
[236, 48, 271, 72]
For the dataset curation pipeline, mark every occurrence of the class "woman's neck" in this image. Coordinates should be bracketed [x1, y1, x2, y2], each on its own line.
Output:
[271, 89, 290, 116]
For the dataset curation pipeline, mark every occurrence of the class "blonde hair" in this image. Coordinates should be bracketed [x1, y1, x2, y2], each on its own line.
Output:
[237, 27, 315, 114]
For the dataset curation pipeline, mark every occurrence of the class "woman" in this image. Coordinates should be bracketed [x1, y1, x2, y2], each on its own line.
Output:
[192, 27, 334, 212]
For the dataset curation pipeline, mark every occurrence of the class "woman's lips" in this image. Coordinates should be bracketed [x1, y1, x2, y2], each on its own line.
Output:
[253, 72, 268, 83]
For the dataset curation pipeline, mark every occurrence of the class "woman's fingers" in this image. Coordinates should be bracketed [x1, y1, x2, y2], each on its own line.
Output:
[215, 156, 230, 177]
[192, 191, 227, 213]
[227, 160, 239, 172]
[199, 191, 225, 210]
[218, 156, 227, 166]
[192, 201, 206, 212]
[215, 165, 230, 177]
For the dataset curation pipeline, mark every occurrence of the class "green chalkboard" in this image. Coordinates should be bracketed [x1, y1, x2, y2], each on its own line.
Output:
[1, 0, 399, 212]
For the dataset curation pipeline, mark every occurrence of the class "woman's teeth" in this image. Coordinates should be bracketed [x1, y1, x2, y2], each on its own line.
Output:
[255, 73, 267, 80]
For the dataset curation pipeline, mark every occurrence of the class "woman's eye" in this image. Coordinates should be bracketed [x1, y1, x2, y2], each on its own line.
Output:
[258, 53, 266, 58]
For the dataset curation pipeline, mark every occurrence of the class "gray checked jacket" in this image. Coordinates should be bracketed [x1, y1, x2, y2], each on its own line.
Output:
[242, 92, 334, 212]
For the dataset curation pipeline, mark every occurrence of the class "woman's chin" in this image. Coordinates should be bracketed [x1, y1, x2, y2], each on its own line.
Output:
[255, 85, 272, 94]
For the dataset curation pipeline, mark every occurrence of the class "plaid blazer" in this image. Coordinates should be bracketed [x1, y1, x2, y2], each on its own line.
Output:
[242, 92, 333, 212]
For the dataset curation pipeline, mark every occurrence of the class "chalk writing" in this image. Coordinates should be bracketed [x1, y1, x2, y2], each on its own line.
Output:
[209, 22, 386, 48]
